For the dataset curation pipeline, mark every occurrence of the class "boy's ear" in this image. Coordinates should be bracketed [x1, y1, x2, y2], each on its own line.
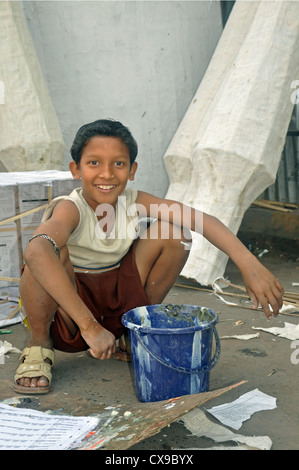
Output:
[69, 161, 81, 180]
[128, 162, 138, 181]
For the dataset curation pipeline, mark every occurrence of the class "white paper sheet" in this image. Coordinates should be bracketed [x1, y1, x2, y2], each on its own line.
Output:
[253, 322, 299, 340]
[0, 403, 99, 450]
[0, 300, 22, 327]
[220, 333, 260, 340]
[180, 407, 272, 450]
[206, 389, 276, 430]
[0, 341, 21, 364]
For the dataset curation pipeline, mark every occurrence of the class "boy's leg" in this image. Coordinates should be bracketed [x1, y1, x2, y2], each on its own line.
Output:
[134, 220, 191, 303]
[114, 220, 189, 360]
[16, 246, 77, 390]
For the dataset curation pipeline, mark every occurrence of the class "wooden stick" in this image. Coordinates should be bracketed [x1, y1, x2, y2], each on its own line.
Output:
[283, 296, 299, 303]
[216, 279, 247, 292]
[14, 185, 24, 273]
[252, 200, 292, 212]
[0, 276, 20, 282]
[5, 305, 20, 319]
[284, 292, 299, 300]
[0, 225, 39, 233]
[174, 283, 250, 299]
[174, 282, 299, 314]
[174, 283, 212, 294]
[254, 199, 298, 209]
[0, 203, 48, 226]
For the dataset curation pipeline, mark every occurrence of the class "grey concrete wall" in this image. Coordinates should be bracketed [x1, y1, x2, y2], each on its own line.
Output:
[21, 0, 223, 196]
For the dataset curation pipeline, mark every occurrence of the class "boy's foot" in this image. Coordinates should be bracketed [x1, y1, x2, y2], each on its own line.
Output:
[13, 346, 54, 394]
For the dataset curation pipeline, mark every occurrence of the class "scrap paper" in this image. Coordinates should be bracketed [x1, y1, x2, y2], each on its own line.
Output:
[0, 300, 22, 328]
[220, 333, 260, 340]
[0, 403, 99, 450]
[180, 407, 272, 450]
[206, 389, 276, 430]
[0, 341, 21, 364]
[252, 322, 299, 340]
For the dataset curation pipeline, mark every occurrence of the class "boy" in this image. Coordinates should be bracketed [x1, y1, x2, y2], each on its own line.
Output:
[13, 119, 284, 394]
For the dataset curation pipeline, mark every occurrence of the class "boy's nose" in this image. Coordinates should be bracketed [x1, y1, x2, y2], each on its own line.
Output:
[98, 164, 113, 179]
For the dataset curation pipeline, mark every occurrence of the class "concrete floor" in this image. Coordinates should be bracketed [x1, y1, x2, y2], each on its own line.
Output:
[0, 246, 298, 450]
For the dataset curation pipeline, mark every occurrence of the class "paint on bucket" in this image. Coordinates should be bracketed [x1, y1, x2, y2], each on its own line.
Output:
[122, 304, 220, 402]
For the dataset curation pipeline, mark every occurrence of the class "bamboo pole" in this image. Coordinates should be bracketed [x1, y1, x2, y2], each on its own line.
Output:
[174, 281, 299, 315]
[0, 203, 48, 226]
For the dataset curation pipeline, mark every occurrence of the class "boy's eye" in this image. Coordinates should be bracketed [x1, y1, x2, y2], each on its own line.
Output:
[90, 161, 99, 165]
[115, 161, 125, 166]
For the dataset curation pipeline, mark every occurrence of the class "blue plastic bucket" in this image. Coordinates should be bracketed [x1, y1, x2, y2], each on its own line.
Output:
[122, 304, 220, 402]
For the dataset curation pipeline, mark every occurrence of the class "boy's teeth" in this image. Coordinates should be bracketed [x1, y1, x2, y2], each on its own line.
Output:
[97, 185, 115, 189]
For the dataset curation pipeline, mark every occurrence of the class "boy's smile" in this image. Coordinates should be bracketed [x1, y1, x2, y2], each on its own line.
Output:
[69, 136, 137, 211]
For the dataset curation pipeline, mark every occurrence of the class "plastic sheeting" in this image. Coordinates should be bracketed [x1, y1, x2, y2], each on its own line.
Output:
[0, 1, 65, 171]
[163, 0, 299, 285]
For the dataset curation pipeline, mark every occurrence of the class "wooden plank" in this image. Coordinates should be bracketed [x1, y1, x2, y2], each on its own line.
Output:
[0, 381, 246, 450]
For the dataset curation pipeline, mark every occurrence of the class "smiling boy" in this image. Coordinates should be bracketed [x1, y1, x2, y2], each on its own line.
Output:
[13, 119, 284, 394]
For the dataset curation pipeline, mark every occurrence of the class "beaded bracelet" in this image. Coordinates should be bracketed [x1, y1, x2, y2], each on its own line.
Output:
[29, 234, 60, 258]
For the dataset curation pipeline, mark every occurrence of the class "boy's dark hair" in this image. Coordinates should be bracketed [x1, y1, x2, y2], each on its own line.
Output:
[70, 119, 138, 166]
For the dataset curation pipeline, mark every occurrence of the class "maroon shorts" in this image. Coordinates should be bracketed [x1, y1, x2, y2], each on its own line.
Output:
[50, 243, 151, 353]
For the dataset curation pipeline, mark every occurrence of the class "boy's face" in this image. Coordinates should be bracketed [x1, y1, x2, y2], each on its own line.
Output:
[69, 136, 137, 210]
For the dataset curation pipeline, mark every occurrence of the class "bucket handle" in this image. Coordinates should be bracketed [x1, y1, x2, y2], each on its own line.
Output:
[134, 327, 221, 374]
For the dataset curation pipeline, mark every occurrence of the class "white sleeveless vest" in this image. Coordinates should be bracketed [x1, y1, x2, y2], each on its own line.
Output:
[42, 187, 139, 272]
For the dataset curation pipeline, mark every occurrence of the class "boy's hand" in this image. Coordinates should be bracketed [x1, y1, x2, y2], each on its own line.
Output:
[81, 322, 116, 359]
[240, 258, 284, 319]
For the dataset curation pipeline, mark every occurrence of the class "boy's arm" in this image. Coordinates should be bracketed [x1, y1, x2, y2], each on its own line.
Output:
[136, 191, 284, 318]
[23, 200, 115, 358]
[199, 212, 284, 318]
